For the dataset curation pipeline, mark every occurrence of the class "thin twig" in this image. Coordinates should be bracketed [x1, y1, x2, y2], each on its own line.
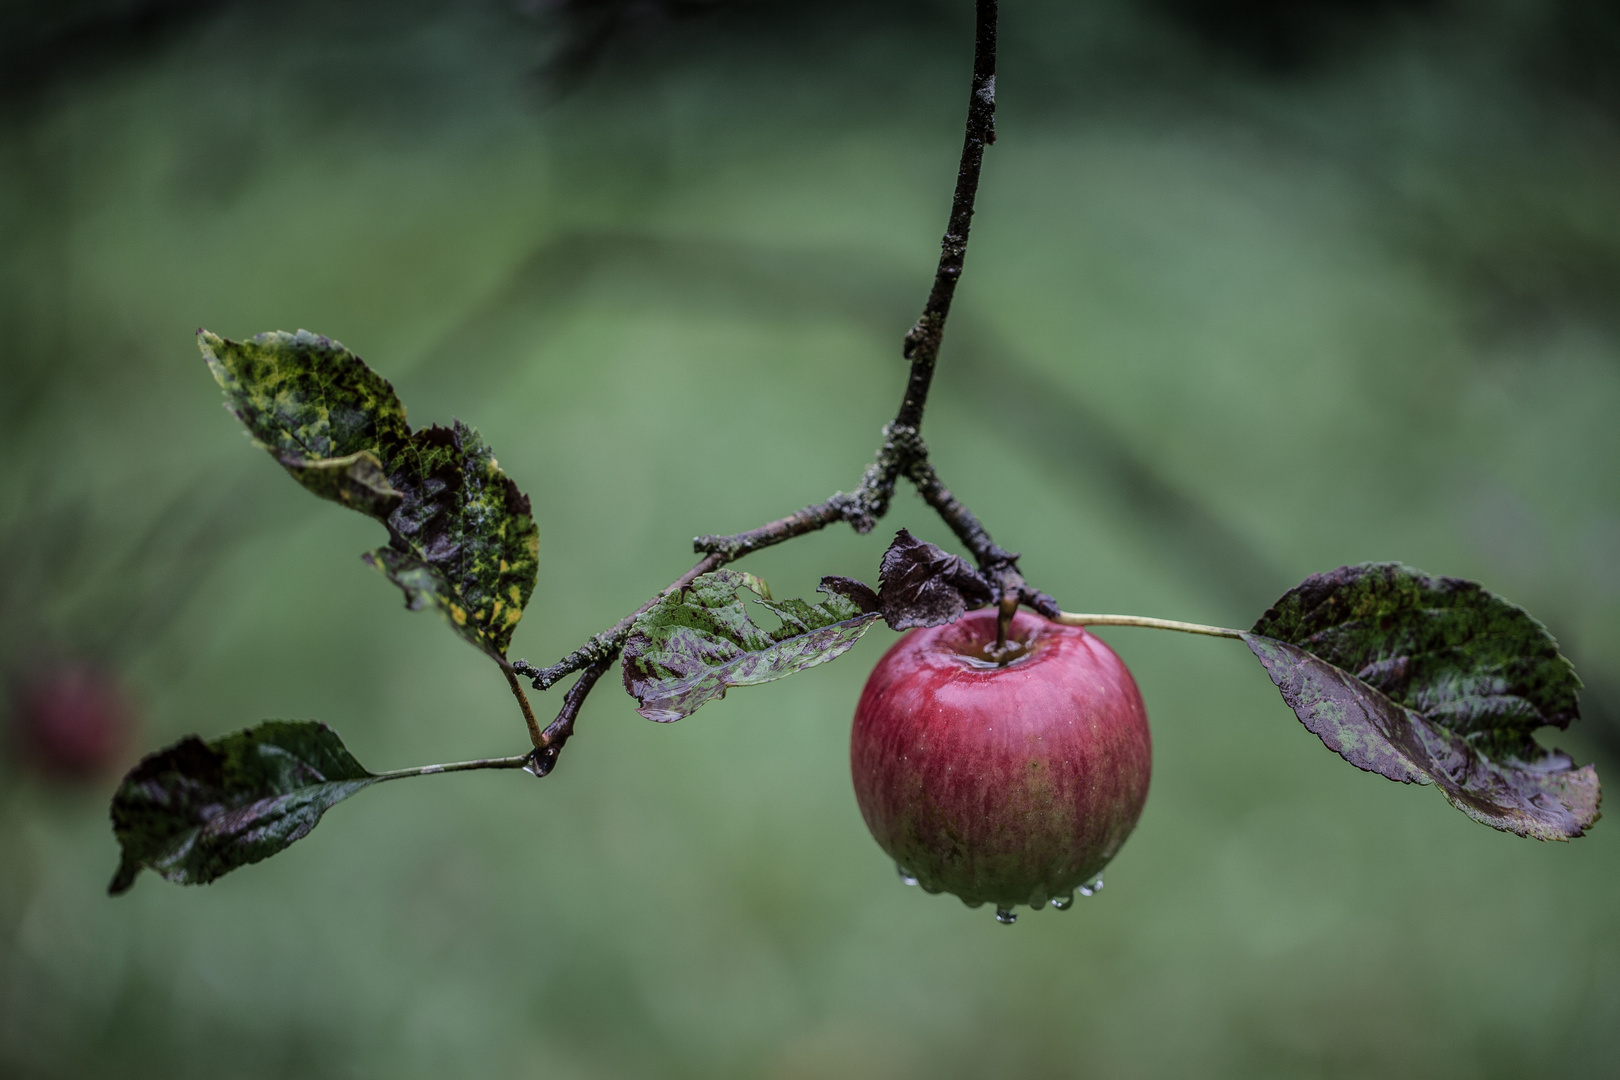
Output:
[513, 552, 723, 691]
[1054, 612, 1245, 639]
[904, 454, 1016, 572]
[526, 653, 616, 777]
[694, 494, 866, 563]
[896, 0, 998, 430]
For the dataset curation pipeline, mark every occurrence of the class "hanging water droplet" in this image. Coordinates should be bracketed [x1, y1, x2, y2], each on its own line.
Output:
[1078, 877, 1103, 897]
[995, 907, 1017, 924]
[1030, 897, 1047, 911]
[1051, 892, 1074, 910]
[895, 863, 919, 887]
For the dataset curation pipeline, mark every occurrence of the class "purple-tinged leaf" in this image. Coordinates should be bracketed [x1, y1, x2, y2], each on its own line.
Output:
[367, 421, 538, 661]
[1248, 563, 1600, 840]
[877, 529, 995, 630]
[108, 721, 377, 894]
[622, 570, 880, 723]
[817, 575, 881, 614]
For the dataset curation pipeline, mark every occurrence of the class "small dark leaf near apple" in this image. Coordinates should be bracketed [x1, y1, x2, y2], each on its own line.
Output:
[108, 720, 378, 894]
[877, 528, 996, 630]
[1247, 563, 1600, 839]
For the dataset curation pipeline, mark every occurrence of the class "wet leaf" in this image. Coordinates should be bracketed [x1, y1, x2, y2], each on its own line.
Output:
[622, 570, 881, 722]
[108, 721, 378, 894]
[877, 528, 995, 629]
[202, 330, 539, 659]
[199, 329, 409, 518]
[1247, 563, 1600, 839]
[817, 575, 881, 614]
[365, 421, 539, 660]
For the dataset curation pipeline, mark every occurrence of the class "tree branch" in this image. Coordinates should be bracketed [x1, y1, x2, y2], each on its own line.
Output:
[896, 0, 998, 431]
[510, 0, 1020, 772]
[525, 652, 615, 777]
[512, 551, 723, 693]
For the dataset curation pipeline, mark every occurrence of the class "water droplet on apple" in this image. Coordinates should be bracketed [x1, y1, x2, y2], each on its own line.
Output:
[1078, 877, 1103, 897]
[1051, 892, 1075, 910]
[994, 907, 1017, 924]
[896, 863, 919, 886]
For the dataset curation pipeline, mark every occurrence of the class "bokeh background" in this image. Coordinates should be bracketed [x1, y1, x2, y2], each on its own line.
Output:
[3, 1, 1619, 1076]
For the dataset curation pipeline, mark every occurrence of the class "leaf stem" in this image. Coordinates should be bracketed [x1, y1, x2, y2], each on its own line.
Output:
[1054, 612, 1244, 639]
[501, 664, 545, 749]
[373, 753, 534, 781]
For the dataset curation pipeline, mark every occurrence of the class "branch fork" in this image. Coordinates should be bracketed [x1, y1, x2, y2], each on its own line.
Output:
[510, 0, 1028, 775]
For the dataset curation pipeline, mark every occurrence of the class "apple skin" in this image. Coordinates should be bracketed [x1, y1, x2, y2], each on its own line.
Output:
[851, 609, 1151, 910]
[9, 661, 137, 781]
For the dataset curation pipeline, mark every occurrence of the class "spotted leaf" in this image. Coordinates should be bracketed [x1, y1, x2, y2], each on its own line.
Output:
[622, 570, 880, 722]
[200, 329, 409, 518]
[368, 421, 538, 660]
[202, 330, 539, 659]
[1247, 563, 1600, 840]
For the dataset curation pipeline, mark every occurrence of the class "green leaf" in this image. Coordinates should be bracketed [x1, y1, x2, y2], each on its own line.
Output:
[621, 570, 881, 722]
[201, 330, 539, 659]
[199, 329, 409, 518]
[108, 721, 378, 894]
[1247, 563, 1600, 839]
[365, 421, 539, 660]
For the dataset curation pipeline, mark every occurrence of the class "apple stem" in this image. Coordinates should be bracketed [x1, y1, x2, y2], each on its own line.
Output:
[996, 592, 1018, 650]
[1053, 613, 1244, 639]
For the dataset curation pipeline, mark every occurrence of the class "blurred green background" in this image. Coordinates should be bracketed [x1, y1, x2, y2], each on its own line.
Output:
[3, 0, 1619, 1076]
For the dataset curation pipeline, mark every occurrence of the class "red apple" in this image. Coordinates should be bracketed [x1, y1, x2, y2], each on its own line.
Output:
[9, 660, 138, 781]
[851, 609, 1151, 920]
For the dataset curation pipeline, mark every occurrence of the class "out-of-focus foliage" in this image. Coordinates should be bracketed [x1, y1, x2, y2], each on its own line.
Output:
[3, 0, 1619, 1077]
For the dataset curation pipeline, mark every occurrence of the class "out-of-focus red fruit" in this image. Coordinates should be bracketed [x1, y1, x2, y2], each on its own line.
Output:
[851, 610, 1151, 921]
[10, 661, 137, 781]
